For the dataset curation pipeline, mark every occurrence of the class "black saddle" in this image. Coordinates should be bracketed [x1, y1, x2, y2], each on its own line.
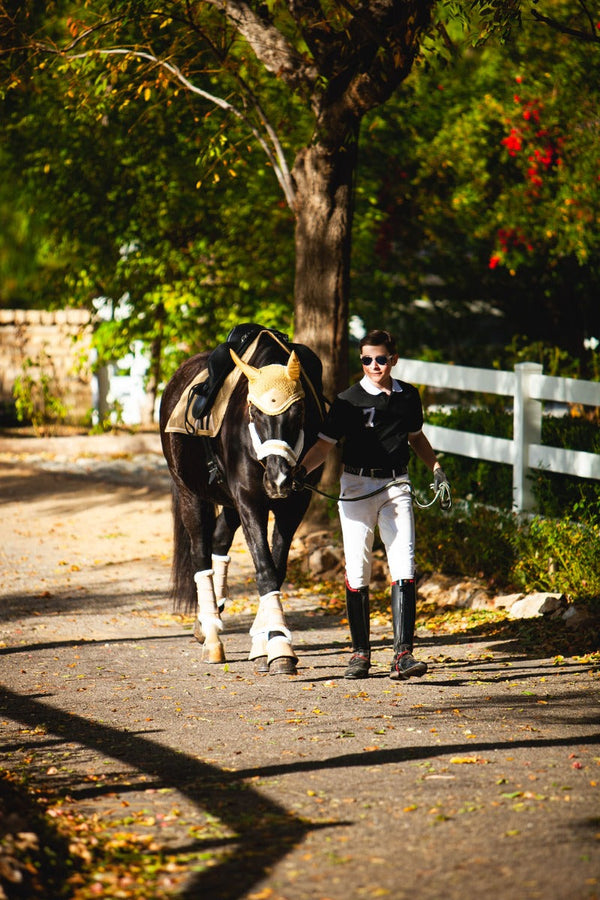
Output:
[185, 324, 290, 429]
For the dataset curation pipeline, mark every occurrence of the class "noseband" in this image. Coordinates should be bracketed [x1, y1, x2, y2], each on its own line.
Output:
[248, 403, 304, 467]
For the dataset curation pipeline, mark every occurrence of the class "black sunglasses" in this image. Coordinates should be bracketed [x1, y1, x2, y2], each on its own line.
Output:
[360, 354, 392, 366]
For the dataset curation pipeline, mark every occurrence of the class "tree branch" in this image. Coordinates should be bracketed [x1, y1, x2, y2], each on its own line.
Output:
[42, 16, 122, 53]
[334, 1, 435, 118]
[531, 6, 600, 44]
[203, 0, 319, 90]
[287, 0, 349, 74]
[173, 4, 296, 210]
[55, 45, 297, 207]
[577, 0, 598, 36]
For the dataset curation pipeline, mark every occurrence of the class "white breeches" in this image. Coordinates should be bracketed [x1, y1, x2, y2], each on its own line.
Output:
[338, 472, 415, 589]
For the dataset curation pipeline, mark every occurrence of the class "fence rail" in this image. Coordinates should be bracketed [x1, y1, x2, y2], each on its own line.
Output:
[392, 359, 600, 512]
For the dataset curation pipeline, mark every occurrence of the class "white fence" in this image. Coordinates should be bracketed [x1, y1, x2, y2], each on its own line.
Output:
[392, 359, 600, 513]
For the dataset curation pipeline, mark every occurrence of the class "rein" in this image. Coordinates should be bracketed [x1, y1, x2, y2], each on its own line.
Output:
[302, 477, 452, 510]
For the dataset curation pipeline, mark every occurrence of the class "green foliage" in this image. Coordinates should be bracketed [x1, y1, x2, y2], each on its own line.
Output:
[412, 403, 600, 515]
[414, 502, 517, 585]
[2, 9, 299, 380]
[0, 148, 70, 309]
[499, 335, 586, 378]
[13, 353, 69, 434]
[414, 493, 600, 601]
[2, 0, 599, 396]
[409, 398, 600, 601]
[511, 512, 600, 599]
[353, 0, 599, 365]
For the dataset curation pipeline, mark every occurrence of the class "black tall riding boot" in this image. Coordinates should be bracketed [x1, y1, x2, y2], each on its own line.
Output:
[390, 578, 427, 680]
[344, 584, 371, 679]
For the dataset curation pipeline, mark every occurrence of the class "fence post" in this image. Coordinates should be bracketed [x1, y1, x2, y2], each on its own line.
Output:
[513, 362, 543, 513]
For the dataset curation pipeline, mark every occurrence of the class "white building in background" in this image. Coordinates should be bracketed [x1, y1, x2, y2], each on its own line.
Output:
[92, 341, 152, 426]
[91, 294, 154, 426]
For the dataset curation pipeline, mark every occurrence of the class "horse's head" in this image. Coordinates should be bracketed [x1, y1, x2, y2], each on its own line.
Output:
[230, 348, 305, 499]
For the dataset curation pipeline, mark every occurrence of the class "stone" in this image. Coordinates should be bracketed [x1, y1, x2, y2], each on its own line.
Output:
[470, 592, 498, 610]
[371, 558, 388, 582]
[307, 546, 343, 575]
[418, 573, 458, 603]
[418, 574, 493, 609]
[297, 530, 333, 553]
[508, 592, 567, 619]
[562, 604, 595, 629]
[493, 593, 525, 611]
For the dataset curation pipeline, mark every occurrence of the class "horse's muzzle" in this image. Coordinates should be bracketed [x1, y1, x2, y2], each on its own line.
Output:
[263, 464, 293, 499]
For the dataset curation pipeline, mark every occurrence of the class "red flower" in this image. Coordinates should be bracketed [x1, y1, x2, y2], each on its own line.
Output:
[523, 104, 540, 123]
[489, 255, 501, 269]
[502, 129, 522, 155]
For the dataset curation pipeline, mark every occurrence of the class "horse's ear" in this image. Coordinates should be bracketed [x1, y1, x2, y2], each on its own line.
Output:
[230, 348, 259, 382]
[287, 350, 301, 382]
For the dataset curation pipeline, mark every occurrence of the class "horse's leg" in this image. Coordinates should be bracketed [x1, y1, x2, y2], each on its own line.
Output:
[193, 569, 225, 663]
[254, 497, 313, 674]
[176, 484, 225, 663]
[270, 494, 312, 587]
[237, 501, 297, 676]
[250, 590, 297, 675]
[211, 507, 240, 613]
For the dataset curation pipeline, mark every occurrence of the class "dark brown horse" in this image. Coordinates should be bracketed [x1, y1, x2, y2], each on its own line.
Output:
[159, 327, 325, 674]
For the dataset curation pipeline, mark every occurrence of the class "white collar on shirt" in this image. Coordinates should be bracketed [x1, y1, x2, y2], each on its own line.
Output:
[360, 375, 403, 396]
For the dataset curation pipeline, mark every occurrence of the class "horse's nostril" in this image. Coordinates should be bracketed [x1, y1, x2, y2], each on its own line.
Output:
[264, 473, 292, 500]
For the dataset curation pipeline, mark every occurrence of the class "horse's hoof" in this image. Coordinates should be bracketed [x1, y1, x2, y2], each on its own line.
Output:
[193, 620, 205, 644]
[253, 655, 269, 674]
[202, 642, 226, 664]
[269, 656, 297, 676]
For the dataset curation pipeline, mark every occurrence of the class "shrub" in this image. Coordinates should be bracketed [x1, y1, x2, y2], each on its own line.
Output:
[13, 353, 69, 435]
[510, 507, 600, 600]
[408, 407, 600, 602]
[414, 503, 517, 589]
[417, 406, 600, 518]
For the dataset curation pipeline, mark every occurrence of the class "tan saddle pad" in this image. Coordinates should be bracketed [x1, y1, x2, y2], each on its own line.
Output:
[165, 330, 287, 437]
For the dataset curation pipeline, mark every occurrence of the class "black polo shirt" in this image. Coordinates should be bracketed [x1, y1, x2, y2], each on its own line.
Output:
[319, 377, 423, 470]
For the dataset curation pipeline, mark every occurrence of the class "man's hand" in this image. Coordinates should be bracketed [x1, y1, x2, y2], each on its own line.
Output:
[291, 464, 307, 492]
[433, 466, 448, 490]
[433, 465, 452, 510]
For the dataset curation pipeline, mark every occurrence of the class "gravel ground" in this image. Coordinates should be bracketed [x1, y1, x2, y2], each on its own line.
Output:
[1, 434, 599, 900]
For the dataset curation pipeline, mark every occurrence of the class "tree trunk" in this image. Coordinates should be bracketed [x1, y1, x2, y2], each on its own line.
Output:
[292, 131, 358, 404]
[291, 129, 358, 492]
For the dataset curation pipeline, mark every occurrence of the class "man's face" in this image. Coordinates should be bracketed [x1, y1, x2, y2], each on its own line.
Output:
[360, 344, 397, 390]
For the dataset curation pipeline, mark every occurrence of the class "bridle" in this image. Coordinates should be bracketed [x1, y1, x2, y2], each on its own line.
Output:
[247, 401, 304, 468]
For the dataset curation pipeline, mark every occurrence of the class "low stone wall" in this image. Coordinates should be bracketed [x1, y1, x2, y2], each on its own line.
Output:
[0, 309, 93, 423]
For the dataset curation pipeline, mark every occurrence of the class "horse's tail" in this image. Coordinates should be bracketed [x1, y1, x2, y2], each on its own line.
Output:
[170, 486, 197, 614]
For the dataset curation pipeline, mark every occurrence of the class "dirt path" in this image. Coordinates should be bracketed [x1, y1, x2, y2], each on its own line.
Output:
[1, 438, 599, 900]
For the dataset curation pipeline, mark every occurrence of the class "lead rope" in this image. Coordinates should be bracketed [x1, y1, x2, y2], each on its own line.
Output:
[301, 477, 452, 510]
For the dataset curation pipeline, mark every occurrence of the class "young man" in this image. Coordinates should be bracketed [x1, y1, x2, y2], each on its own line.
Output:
[295, 329, 449, 680]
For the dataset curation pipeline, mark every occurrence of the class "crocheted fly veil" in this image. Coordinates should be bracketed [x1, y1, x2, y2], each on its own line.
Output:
[230, 349, 305, 414]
